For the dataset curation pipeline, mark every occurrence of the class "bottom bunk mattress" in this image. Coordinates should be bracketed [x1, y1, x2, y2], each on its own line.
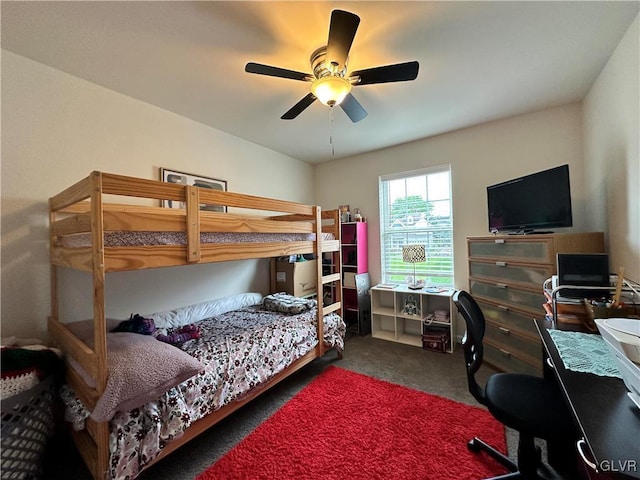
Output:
[61, 300, 345, 480]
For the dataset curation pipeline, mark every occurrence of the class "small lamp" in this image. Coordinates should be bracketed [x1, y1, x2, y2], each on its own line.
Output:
[402, 244, 426, 290]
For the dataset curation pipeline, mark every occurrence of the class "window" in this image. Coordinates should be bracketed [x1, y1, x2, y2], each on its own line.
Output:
[379, 166, 453, 287]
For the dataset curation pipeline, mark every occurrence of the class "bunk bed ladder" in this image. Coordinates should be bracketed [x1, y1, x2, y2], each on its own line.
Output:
[317, 208, 343, 357]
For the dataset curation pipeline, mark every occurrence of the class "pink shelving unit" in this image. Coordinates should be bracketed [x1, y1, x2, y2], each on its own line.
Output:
[341, 222, 370, 334]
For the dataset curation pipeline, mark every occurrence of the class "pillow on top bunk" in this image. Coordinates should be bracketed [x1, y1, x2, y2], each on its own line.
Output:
[262, 293, 317, 314]
[65, 321, 204, 422]
[145, 292, 263, 329]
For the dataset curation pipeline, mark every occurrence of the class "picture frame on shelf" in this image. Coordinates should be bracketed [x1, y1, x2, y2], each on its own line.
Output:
[160, 168, 227, 211]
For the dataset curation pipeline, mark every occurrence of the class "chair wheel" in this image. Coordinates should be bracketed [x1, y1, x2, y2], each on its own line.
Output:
[467, 438, 481, 452]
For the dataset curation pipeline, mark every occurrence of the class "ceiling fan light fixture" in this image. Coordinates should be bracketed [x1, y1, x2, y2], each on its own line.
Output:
[245, 9, 418, 121]
[311, 76, 351, 106]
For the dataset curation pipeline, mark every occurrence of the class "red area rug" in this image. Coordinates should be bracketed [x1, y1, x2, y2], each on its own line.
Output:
[197, 366, 508, 480]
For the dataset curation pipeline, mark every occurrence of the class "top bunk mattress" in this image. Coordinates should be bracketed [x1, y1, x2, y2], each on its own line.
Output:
[59, 231, 335, 248]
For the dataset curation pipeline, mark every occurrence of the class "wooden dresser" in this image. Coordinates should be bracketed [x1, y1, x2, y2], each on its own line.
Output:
[467, 232, 604, 375]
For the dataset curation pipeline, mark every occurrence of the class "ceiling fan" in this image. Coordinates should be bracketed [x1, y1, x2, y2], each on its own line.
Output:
[245, 9, 419, 123]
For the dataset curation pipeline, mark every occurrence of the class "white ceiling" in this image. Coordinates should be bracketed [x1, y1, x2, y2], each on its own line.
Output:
[2, 1, 638, 164]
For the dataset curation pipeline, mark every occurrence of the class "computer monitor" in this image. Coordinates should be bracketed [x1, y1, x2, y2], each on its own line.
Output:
[556, 253, 610, 298]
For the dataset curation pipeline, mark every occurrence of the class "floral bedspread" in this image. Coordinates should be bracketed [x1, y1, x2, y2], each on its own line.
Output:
[61, 305, 345, 480]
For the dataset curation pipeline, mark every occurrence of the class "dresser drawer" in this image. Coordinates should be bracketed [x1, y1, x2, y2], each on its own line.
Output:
[476, 299, 539, 337]
[484, 340, 542, 376]
[468, 237, 553, 264]
[470, 279, 546, 314]
[485, 320, 542, 364]
[469, 260, 553, 290]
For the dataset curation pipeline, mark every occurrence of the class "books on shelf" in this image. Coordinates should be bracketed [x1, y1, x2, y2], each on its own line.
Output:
[376, 283, 398, 289]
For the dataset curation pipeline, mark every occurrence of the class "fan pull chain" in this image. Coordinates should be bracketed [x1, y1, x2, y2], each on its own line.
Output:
[329, 107, 335, 156]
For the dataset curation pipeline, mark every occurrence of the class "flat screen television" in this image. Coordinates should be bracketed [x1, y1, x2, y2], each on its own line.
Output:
[487, 164, 572, 234]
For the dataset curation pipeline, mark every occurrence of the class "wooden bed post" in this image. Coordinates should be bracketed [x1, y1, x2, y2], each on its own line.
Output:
[314, 206, 325, 357]
[89, 172, 110, 478]
[49, 199, 59, 324]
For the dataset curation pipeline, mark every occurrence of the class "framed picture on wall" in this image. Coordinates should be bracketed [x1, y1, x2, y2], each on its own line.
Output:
[160, 168, 227, 212]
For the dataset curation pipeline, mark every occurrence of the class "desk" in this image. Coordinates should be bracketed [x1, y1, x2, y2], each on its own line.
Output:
[535, 318, 640, 479]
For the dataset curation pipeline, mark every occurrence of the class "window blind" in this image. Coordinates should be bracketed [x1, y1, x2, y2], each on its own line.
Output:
[379, 165, 454, 287]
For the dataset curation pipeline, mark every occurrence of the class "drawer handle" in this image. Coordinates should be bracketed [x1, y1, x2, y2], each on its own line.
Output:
[576, 439, 598, 472]
[499, 327, 511, 335]
[495, 283, 508, 289]
[499, 348, 512, 358]
[494, 239, 505, 244]
[497, 305, 510, 312]
[495, 261, 507, 267]
[546, 357, 555, 370]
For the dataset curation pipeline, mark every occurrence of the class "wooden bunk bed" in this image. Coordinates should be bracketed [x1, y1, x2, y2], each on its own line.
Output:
[48, 171, 343, 480]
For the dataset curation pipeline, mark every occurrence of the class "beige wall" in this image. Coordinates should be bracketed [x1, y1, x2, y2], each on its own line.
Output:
[314, 104, 587, 290]
[1, 51, 314, 338]
[583, 15, 639, 282]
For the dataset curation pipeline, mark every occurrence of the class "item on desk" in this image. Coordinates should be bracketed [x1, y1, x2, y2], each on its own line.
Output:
[609, 344, 640, 409]
[595, 318, 640, 409]
[595, 318, 640, 364]
[547, 329, 622, 378]
[611, 266, 625, 307]
[585, 298, 639, 324]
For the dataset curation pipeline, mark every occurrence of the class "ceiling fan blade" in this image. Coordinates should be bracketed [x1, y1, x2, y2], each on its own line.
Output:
[326, 10, 360, 73]
[340, 93, 368, 123]
[351, 61, 419, 86]
[245, 62, 312, 82]
[281, 93, 317, 120]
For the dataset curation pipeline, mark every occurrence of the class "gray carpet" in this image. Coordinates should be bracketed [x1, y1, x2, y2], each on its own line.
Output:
[42, 334, 571, 479]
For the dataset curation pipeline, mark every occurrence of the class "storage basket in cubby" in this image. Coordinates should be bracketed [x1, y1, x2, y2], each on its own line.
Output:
[422, 326, 451, 353]
[1, 375, 57, 479]
[585, 300, 640, 321]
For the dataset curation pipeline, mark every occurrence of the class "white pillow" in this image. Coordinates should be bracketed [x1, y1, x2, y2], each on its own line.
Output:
[145, 292, 263, 329]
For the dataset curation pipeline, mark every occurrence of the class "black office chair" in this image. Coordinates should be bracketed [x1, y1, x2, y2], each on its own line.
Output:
[453, 290, 577, 480]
